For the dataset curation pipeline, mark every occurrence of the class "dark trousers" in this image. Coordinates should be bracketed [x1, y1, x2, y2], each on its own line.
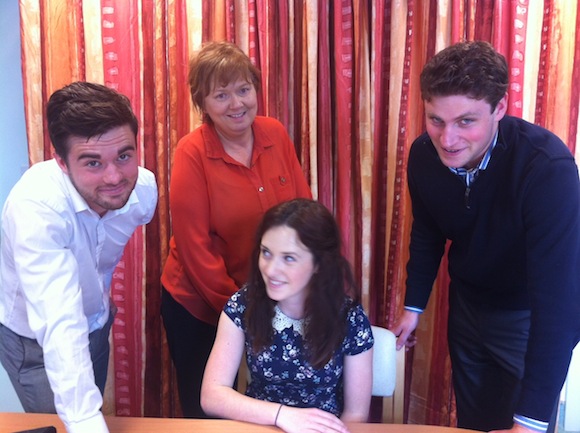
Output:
[448, 289, 557, 432]
[161, 288, 217, 418]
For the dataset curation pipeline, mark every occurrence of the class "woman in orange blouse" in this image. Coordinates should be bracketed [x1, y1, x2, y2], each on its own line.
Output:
[161, 41, 311, 418]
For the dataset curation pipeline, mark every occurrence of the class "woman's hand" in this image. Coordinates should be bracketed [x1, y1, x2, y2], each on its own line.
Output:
[276, 406, 351, 433]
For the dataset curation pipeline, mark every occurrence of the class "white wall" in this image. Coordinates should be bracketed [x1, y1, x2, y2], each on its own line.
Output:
[564, 345, 580, 431]
[0, 0, 28, 412]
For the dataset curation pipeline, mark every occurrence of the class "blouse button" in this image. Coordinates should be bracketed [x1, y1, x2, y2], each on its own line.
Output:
[258, 186, 264, 192]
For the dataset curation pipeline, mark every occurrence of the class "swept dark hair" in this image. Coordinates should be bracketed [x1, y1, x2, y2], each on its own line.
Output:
[245, 198, 360, 369]
[188, 40, 261, 123]
[46, 81, 138, 161]
[420, 40, 508, 112]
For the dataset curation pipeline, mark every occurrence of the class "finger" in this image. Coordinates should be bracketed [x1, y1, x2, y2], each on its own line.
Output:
[314, 412, 348, 432]
[395, 330, 411, 350]
[405, 335, 417, 348]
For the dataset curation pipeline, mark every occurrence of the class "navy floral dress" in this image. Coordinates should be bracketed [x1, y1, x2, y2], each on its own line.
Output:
[224, 287, 374, 417]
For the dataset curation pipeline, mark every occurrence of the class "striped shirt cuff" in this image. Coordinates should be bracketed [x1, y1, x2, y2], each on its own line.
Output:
[404, 306, 424, 314]
[513, 414, 549, 432]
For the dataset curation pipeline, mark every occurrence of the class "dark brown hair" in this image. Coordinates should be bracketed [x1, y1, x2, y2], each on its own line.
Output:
[188, 41, 261, 122]
[420, 40, 508, 111]
[245, 199, 360, 369]
[46, 81, 138, 161]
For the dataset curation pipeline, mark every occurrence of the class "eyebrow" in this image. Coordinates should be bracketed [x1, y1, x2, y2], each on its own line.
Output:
[76, 144, 136, 161]
[427, 111, 480, 122]
[260, 244, 300, 255]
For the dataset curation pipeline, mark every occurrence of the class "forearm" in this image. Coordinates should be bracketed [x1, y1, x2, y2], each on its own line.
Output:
[340, 408, 369, 423]
[44, 321, 105, 432]
[202, 385, 281, 426]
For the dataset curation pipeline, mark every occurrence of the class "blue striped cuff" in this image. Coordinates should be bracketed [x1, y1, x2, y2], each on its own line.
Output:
[513, 414, 549, 432]
[404, 306, 424, 314]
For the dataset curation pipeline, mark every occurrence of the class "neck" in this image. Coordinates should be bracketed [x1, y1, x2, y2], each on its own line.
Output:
[277, 302, 305, 320]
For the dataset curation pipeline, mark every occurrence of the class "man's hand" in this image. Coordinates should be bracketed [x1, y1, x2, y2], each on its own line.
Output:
[390, 310, 419, 350]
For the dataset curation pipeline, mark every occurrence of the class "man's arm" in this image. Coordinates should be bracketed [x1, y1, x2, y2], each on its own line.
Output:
[6, 199, 108, 433]
[515, 153, 580, 425]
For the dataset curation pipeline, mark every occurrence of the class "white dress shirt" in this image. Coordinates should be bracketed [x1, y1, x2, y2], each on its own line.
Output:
[0, 159, 158, 433]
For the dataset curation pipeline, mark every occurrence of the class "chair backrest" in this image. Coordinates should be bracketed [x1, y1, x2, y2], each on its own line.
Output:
[237, 325, 406, 423]
[371, 325, 405, 423]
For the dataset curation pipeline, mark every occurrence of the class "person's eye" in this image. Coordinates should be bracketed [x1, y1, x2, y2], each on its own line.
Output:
[214, 92, 227, 100]
[240, 86, 251, 95]
[118, 153, 132, 162]
[284, 255, 296, 263]
[260, 248, 271, 258]
[86, 160, 101, 168]
[429, 117, 443, 126]
[459, 118, 474, 126]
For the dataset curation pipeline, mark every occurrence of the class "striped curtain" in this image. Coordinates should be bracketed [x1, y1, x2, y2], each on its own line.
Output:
[18, 0, 579, 425]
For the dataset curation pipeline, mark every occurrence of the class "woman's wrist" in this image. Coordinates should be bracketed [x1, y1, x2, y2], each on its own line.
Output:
[274, 403, 283, 426]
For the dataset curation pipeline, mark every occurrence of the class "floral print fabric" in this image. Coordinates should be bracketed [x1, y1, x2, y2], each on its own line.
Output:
[224, 287, 373, 416]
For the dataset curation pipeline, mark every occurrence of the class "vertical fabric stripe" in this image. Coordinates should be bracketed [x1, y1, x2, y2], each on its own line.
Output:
[100, 0, 144, 418]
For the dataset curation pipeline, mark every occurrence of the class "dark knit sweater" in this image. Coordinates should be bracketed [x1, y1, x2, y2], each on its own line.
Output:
[405, 115, 580, 422]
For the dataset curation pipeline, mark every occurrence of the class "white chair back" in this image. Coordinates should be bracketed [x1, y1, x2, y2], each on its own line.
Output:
[371, 325, 405, 423]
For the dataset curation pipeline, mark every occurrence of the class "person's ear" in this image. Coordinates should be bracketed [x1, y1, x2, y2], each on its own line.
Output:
[494, 93, 508, 120]
[53, 152, 70, 175]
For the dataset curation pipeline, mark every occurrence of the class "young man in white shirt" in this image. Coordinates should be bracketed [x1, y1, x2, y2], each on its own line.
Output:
[0, 82, 158, 433]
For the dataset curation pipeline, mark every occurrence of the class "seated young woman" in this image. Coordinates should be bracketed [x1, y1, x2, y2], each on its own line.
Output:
[201, 198, 373, 433]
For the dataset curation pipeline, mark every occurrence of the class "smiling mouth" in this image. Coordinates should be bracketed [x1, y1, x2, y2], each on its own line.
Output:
[100, 183, 127, 195]
[443, 148, 462, 154]
[267, 279, 285, 288]
[229, 112, 245, 118]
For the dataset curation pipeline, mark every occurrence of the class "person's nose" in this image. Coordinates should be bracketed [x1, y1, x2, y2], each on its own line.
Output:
[103, 163, 123, 184]
[229, 93, 244, 108]
[262, 257, 280, 277]
[440, 125, 456, 148]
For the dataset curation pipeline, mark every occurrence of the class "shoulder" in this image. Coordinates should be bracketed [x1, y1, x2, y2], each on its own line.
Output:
[136, 166, 157, 189]
[408, 131, 438, 168]
[225, 286, 249, 313]
[345, 300, 371, 325]
[174, 123, 221, 157]
[253, 116, 291, 146]
[224, 287, 248, 329]
[499, 115, 573, 160]
[254, 115, 285, 131]
[343, 300, 374, 353]
[5, 160, 70, 211]
[132, 166, 158, 214]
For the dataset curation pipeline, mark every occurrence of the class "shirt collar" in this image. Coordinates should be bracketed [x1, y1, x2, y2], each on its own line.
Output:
[449, 130, 499, 186]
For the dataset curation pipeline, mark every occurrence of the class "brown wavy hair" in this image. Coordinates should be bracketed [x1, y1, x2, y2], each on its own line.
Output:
[420, 40, 508, 112]
[245, 199, 360, 369]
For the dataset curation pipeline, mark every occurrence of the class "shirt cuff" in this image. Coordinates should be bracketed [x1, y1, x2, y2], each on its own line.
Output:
[404, 306, 424, 314]
[513, 414, 549, 432]
[65, 412, 109, 433]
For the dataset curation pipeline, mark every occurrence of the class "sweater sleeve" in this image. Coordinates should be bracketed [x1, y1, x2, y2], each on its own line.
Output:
[516, 153, 580, 421]
[404, 137, 447, 310]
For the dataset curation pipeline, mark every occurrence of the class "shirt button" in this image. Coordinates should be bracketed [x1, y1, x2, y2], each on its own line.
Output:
[258, 186, 264, 192]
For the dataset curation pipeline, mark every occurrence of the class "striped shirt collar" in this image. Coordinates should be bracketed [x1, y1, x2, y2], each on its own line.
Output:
[449, 130, 499, 187]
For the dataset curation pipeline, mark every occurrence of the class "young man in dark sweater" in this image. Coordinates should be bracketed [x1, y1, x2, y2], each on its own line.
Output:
[392, 41, 580, 433]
